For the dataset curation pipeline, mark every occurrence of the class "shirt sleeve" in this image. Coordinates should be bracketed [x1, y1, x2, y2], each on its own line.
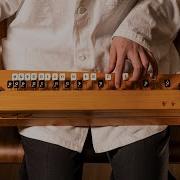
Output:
[113, 0, 180, 62]
[0, 0, 22, 22]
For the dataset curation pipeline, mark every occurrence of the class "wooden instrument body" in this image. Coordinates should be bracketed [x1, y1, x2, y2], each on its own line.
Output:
[0, 70, 180, 126]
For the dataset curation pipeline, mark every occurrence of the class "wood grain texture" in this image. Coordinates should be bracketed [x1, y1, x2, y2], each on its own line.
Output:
[0, 90, 180, 125]
[0, 127, 23, 163]
[0, 90, 180, 111]
[0, 111, 180, 126]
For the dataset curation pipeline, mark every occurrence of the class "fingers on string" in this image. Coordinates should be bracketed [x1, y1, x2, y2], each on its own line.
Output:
[114, 50, 126, 88]
[107, 46, 117, 73]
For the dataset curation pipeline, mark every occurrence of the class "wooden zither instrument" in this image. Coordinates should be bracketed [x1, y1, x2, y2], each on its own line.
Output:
[0, 70, 180, 126]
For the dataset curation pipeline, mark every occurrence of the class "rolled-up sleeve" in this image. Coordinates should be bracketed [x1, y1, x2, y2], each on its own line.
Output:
[113, 0, 180, 61]
[0, 0, 22, 21]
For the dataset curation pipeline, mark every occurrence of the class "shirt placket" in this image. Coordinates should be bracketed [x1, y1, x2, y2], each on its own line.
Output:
[73, 3, 95, 70]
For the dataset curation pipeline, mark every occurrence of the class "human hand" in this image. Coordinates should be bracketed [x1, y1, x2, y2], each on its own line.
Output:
[107, 37, 158, 88]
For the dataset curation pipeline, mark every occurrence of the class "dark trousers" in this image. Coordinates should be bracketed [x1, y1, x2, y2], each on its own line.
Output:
[20, 128, 170, 180]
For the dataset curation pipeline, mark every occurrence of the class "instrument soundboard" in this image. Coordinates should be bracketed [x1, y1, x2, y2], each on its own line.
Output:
[0, 70, 180, 126]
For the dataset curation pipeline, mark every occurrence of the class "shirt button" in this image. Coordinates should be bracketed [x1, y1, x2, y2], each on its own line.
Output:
[79, 55, 87, 62]
[77, 6, 87, 14]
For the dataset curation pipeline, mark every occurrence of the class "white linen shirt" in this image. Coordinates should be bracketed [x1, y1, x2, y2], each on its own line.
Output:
[1, 0, 180, 153]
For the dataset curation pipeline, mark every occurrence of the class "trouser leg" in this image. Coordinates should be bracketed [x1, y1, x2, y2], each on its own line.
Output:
[20, 136, 84, 180]
[106, 128, 169, 180]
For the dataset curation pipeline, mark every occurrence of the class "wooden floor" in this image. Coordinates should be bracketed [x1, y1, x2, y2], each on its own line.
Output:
[0, 164, 20, 180]
[0, 163, 179, 180]
[169, 164, 180, 180]
[83, 164, 180, 180]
